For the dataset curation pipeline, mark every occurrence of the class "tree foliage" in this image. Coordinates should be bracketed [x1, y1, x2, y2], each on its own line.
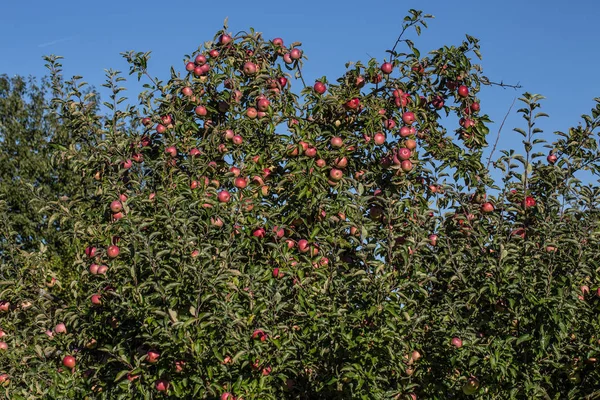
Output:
[1, 10, 600, 399]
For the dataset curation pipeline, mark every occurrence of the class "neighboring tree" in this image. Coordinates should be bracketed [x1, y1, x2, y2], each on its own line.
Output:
[1, 10, 600, 399]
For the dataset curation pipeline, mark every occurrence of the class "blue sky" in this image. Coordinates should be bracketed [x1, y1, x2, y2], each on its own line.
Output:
[1, 0, 598, 181]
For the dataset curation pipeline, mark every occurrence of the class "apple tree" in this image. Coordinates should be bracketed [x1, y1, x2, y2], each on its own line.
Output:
[2, 10, 600, 399]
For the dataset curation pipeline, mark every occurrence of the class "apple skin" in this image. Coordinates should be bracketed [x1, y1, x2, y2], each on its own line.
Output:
[380, 62, 393, 74]
[218, 190, 231, 203]
[107, 245, 120, 259]
[147, 350, 160, 363]
[314, 82, 326, 94]
[481, 202, 494, 213]
[451, 337, 463, 348]
[91, 294, 102, 306]
[62, 355, 76, 369]
[155, 380, 170, 392]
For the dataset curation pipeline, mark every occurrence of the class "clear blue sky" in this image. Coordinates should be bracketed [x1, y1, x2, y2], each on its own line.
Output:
[2, 0, 599, 178]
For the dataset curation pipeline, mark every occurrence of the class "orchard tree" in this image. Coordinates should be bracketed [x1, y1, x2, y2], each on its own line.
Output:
[2, 10, 600, 399]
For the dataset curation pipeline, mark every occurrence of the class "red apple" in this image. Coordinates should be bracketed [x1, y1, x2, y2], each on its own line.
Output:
[330, 137, 343, 148]
[402, 112, 416, 125]
[257, 98, 270, 111]
[91, 294, 102, 306]
[107, 245, 120, 259]
[219, 34, 232, 45]
[147, 350, 160, 363]
[297, 239, 309, 253]
[374, 132, 386, 145]
[194, 105, 207, 116]
[458, 85, 469, 98]
[243, 62, 257, 76]
[195, 54, 207, 65]
[218, 190, 231, 203]
[401, 160, 413, 172]
[547, 153, 557, 164]
[110, 200, 122, 213]
[155, 380, 169, 392]
[246, 107, 258, 119]
[380, 62, 393, 74]
[314, 81, 326, 94]
[481, 202, 494, 213]
[63, 355, 76, 369]
[55, 323, 67, 334]
[397, 148, 411, 160]
[290, 48, 302, 60]
[234, 177, 248, 189]
[330, 168, 343, 181]
[272, 37, 284, 47]
[451, 337, 463, 348]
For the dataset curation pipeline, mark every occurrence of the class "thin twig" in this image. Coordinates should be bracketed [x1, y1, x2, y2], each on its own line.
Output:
[480, 76, 522, 90]
[486, 97, 517, 170]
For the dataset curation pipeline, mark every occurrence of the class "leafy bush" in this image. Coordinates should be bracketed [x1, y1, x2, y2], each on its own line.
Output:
[1, 10, 600, 399]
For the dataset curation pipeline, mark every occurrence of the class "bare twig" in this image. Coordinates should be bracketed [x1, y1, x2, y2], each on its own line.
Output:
[486, 97, 517, 170]
[480, 76, 522, 90]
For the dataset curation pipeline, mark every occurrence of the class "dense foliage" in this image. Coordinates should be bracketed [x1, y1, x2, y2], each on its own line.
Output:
[1, 10, 600, 399]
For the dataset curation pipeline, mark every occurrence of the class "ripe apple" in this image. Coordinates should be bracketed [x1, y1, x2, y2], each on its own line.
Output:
[85, 246, 97, 258]
[399, 126, 412, 137]
[0, 342, 7, 351]
[221, 393, 234, 400]
[458, 85, 469, 98]
[380, 62, 393, 74]
[374, 132, 386, 145]
[89, 264, 99, 274]
[547, 153, 557, 164]
[400, 160, 413, 172]
[110, 200, 122, 213]
[91, 294, 102, 306]
[218, 190, 231, 203]
[141, 117, 152, 126]
[481, 202, 494, 213]
[234, 177, 248, 189]
[181, 86, 193, 97]
[195, 105, 207, 116]
[297, 239, 309, 253]
[252, 329, 266, 341]
[305, 147, 317, 157]
[256, 98, 270, 112]
[290, 48, 302, 60]
[402, 112, 416, 125]
[330, 168, 343, 181]
[232, 135, 243, 145]
[185, 61, 195, 71]
[62, 355, 76, 369]
[272, 37, 284, 47]
[155, 380, 169, 392]
[524, 196, 536, 208]
[451, 337, 463, 348]
[147, 350, 160, 363]
[195, 54, 207, 65]
[334, 157, 348, 168]
[330, 136, 343, 148]
[470, 102, 480, 112]
[314, 81, 326, 94]
[0, 374, 8, 386]
[97, 265, 108, 275]
[107, 245, 120, 258]
[246, 107, 258, 119]
[397, 148, 411, 160]
[283, 53, 293, 64]
[243, 62, 257, 75]
[55, 323, 67, 334]
[208, 49, 219, 58]
[252, 228, 266, 238]
[428, 234, 438, 246]
[345, 98, 360, 110]
[219, 34, 232, 45]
